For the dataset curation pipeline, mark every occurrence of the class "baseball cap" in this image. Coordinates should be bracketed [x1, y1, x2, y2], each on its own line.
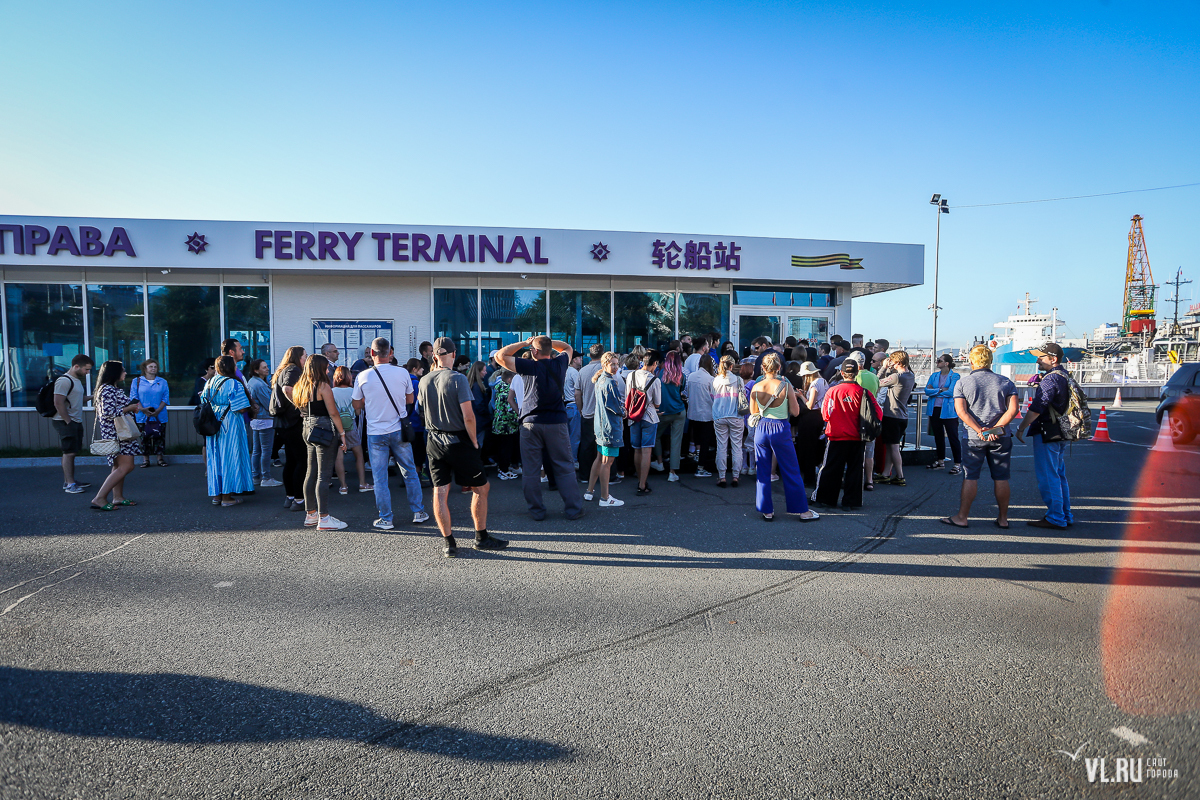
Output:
[848, 351, 866, 367]
[1029, 342, 1064, 360]
[840, 359, 859, 376]
[433, 336, 456, 355]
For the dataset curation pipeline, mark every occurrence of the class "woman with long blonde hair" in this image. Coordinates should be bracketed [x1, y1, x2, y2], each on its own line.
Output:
[586, 352, 625, 507]
[273, 346, 308, 510]
[294, 353, 347, 530]
[750, 352, 818, 522]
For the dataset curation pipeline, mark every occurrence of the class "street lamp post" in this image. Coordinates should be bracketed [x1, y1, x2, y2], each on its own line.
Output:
[929, 194, 949, 370]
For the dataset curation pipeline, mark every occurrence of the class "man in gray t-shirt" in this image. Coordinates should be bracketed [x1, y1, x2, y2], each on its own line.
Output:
[52, 354, 94, 493]
[418, 368, 472, 433]
[945, 346, 1019, 529]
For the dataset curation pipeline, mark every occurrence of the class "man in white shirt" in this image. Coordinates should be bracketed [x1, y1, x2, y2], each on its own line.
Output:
[564, 353, 582, 464]
[683, 335, 710, 377]
[352, 337, 428, 530]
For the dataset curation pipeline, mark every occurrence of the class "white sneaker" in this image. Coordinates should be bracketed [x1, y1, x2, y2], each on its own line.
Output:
[598, 495, 624, 507]
[770, 473, 780, 482]
[412, 511, 429, 524]
[317, 515, 348, 530]
[304, 511, 319, 527]
[373, 518, 394, 530]
[695, 468, 712, 477]
[584, 491, 594, 501]
[512, 466, 523, 475]
[540, 474, 549, 483]
[259, 478, 283, 488]
[650, 461, 665, 472]
[499, 470, 518, 480]
[667, 473, 680, 482]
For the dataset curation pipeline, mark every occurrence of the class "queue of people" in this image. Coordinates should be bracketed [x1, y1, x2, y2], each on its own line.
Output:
[51, 329, 1081, 548]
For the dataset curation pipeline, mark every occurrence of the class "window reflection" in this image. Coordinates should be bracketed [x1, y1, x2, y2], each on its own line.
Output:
[481, 289, 545, 359]
[550, 290, 610, 363]
[614, 292, 675, 354]
[678, 293, 730, 344]
[434, 288, 480, 362]
[148, 285, 221, 406]
[88, 285, 146, 384]
[4, 283, 85, 407]
[224, 286, 271, 371]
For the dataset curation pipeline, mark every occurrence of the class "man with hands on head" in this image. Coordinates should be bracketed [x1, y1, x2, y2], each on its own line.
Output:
[494, 335, 586, 521]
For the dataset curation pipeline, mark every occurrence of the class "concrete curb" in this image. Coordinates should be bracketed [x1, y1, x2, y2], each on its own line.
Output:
[0, 455, 206, 468]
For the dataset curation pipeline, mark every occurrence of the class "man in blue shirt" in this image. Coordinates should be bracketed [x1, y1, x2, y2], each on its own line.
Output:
[1017, 342, 1074, 529]
[495, 335, 585, 521]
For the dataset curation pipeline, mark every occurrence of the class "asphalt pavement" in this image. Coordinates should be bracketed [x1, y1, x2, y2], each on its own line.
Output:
[1, 400, 1197, 799]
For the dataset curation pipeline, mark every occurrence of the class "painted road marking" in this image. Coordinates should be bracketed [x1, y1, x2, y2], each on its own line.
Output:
[1110, 726, 1151, 746]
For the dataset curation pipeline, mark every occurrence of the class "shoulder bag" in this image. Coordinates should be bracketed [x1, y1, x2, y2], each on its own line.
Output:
[748, 379, 788, 429]
[734, 376, 750, 416]
[371, 366, 416, 443]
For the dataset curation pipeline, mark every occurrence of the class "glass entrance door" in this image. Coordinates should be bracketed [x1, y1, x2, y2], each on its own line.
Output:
[734, 314, 781, 356]
[783, 314, 829, 344]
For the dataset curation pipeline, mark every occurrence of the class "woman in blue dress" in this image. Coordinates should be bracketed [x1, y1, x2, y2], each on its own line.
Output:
[131, 358, 170, 468]
[202, 355, 253, 506]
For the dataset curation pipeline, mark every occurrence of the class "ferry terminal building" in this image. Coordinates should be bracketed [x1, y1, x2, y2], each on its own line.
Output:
[0, 216, 923, 449]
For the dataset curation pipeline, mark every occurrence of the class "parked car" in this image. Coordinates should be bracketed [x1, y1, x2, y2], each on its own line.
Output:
[1155, 362, 1200, 444]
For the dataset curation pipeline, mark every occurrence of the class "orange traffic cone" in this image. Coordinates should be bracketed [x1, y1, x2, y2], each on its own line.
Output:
[1113, 388, 1123, 408]
[1091, 406, 1112, 442]
[1150, 413, 1179, 453]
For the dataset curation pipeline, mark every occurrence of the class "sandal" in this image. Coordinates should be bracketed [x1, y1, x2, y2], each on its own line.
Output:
[158, 458, 168, 467]
[947, 464, 962, 475]
[358, 484, 374, 492]
[762, 513, 774, 522]
[90, 502, 115, 511]
[926, 460, 944, 470]
[221, 498, 243, 507]
[731, 478, 739, 488]
[716, 480, 727, 488]
[140, 462, 152, 469]
[338, 487, 348, 496]
[939, 516, 969, 529]
[114, 499, 138, 507]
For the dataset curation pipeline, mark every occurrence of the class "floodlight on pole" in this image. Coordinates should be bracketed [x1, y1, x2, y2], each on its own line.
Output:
[929, 194, 949, 368]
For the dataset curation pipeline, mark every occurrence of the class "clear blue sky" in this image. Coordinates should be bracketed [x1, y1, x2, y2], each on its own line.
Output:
[3, 1, 1197, 348]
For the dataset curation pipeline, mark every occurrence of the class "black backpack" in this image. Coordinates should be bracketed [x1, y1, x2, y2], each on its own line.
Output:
[192, 377, 231, 436]
[857, 384, 882, 441]
[36, 374, 75, 418]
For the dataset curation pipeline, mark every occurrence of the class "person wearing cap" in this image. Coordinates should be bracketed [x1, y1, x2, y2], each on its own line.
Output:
[792, 361, 827, 485]
[849, 351, 880, 491]
[494, 335, 586, 521]
[1017, 342, 1075, 529]
[943, 344, 1018, 529]
[418, 337, 507, 557]
[813, 359, 881, 511]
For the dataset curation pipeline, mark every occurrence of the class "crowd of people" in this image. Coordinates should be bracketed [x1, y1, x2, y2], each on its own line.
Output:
[50, 329, 1081, 552]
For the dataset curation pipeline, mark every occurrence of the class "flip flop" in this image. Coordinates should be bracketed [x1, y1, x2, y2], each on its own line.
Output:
[994, 520, 1010, 529]
[90, 503, 115, 511]
[114, 499, 138, 507]
[221, 498, 243, 507]
[939, 517, 969, 529]
[139, 462, 152, 469]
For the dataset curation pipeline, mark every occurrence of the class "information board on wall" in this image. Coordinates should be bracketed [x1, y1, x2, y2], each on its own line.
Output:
[313, 320, 394, 359]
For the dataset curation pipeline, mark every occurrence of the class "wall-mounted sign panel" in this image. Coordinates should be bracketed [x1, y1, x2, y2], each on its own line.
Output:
[313, 320, 393, 358]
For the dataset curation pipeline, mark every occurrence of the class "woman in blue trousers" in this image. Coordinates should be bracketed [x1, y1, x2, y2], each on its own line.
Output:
[751, 353, 819, 523]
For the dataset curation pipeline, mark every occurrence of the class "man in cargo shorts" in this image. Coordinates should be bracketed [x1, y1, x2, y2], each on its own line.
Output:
[418, 337, 508, 558]
[53, 354, 95, 494]
[943, 345, 1018, 529]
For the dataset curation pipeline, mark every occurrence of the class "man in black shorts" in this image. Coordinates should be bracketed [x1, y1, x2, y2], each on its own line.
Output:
[417, 337, 508, 558]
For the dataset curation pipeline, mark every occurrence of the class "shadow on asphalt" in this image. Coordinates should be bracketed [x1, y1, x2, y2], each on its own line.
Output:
[0, 666, 570, 761]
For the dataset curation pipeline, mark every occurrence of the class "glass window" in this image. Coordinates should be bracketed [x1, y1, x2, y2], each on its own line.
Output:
[224, 286, 271, 371]
[481, 289, 545, 360]
[614, 292, 675, 354]
[737, 314, 780, 356]
[4, 283, 85, 407]
[733, 286, 834, 307]
[88, 285, 146, 382]
[550, 290, 610, 363]
[678, 293, 730, 346]
[433, 288, 480, 363]
[148, 285, 221, 406]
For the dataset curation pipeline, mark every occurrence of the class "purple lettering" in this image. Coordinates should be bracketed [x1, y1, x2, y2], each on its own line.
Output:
[0, 224, 25, 255]
[479, 235, 504, 263]
[434, 233, 466, 262]
[339, 231, 363, 260]
[468, 234, 475, 263]
[506, 235, 532, 264]
[79, 226, 104, 256]
[318, 231, 340, 260]
[103, 227, 136, 257]
[296, 231, 317, 260]
[47, 226, 81, 256]
[372, 232, 390, 260]
[534, 236, 548, 265]
[412, 233, 432, 262]
[392, 233, 409, 262]
[274, 230, 293, 260]
[255, 230, 273, 259]
[24, 225, 51, 255]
